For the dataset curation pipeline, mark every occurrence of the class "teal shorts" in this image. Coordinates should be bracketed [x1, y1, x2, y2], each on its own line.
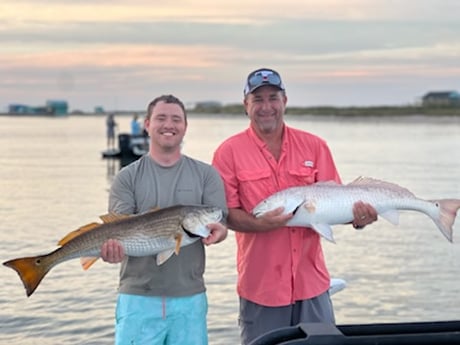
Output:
[115, 292, 208, 345]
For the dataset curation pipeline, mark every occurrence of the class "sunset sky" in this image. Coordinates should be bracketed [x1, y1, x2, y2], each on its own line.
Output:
[1, 0, 460, 112]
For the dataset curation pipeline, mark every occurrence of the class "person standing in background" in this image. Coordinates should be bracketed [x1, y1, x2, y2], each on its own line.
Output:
[106, 113, 117, 149]
[131, 113, 142, 136]
[212, 68, 378, 344]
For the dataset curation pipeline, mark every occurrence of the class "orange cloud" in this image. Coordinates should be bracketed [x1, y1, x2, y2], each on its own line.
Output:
[0, 44, 234, 69]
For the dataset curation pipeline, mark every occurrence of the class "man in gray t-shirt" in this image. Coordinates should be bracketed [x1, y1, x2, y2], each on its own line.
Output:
[101, 94, 228, 345]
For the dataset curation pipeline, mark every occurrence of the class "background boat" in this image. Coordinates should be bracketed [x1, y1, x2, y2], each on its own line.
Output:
[102, 133, 149, 159]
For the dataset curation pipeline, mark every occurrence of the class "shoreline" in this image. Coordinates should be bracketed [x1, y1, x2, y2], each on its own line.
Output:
[191, 104, 460, 117]
[1, 105, 460, 117]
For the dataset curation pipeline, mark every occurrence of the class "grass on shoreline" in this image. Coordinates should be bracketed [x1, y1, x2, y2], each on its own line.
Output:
[3, 104, 460, 117]
[190, 104, 460, 116]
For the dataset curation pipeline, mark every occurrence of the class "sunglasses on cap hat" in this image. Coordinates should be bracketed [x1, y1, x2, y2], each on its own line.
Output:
[244, 69, 285, 96]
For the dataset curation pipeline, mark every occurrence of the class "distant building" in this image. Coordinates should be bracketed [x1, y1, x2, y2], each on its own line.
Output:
[46, 100, 68, 115]
[94, 106, 105, 114]
[8, 104, 31, 113]
[8, 100, 68, 115]
[422, 91, 460, 106]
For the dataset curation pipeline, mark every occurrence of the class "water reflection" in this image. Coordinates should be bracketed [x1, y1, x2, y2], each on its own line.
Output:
[105, 156, 140, 181]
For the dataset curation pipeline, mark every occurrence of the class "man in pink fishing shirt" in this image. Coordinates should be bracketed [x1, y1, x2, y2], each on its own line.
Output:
[212, 68, 378, 344]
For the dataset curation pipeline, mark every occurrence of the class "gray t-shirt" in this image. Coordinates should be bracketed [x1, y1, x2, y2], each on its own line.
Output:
[109, 154, 228, 297]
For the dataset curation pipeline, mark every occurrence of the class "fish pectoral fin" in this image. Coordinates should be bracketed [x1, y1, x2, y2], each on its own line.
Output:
[80, 257, 99, 270]
[99, 212, 130, 223]
[156, 250, 175, 265]
[379, 210, 399, 225]
[311, 224, 336, 243]
[58, 222, 101, 246]
[174, 234, 183, 255]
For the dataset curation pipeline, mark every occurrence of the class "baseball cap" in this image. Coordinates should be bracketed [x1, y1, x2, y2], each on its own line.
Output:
[243, 68, 285, 96]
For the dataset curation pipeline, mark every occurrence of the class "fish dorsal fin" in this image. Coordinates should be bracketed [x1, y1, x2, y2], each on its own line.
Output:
[99, 212, 130, 223]
[81, 257, 99, 270]
[57, 222, 101, 246]
[58, 212, 130, 246]
[348, 176, 384, 186]
[314, 180, 340, 187]
[348, 176, 416, 197]
[142, 206, 161, 214]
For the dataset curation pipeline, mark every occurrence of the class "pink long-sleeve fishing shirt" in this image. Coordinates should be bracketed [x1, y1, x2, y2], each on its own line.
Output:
[212, 125, 341, 307]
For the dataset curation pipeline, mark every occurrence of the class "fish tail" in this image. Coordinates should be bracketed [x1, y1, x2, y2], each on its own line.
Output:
[3, 254, 53, 297]
[431, 199, 460, 243]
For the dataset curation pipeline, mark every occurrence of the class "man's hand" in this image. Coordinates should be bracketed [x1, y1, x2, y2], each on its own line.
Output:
[202, 223, 228, 246]
[101, 239, 125, 263]
[352, 201, 378, 229]
[257, 206, 294, 230]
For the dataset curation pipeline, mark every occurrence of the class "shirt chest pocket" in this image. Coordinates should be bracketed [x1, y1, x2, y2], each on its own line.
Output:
[237, 169, 273, 199]
[287, 167, 318, 186]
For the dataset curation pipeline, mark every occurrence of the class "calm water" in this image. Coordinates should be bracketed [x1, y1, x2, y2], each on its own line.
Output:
[0, 114, 459, 344]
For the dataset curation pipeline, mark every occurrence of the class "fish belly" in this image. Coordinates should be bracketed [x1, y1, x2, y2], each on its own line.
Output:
[122, 233, 198, 257]
[287, 196, 356, 227]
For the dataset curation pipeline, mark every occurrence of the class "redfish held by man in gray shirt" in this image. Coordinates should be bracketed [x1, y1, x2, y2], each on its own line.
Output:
[3, 204, 223, 297]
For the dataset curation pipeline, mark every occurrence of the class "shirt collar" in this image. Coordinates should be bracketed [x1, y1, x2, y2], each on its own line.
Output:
[247, 124, 288, 150]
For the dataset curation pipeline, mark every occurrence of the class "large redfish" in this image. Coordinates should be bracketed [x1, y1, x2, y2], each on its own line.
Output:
[252, 177, 459, 243]
[3, 204, 223, 297]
